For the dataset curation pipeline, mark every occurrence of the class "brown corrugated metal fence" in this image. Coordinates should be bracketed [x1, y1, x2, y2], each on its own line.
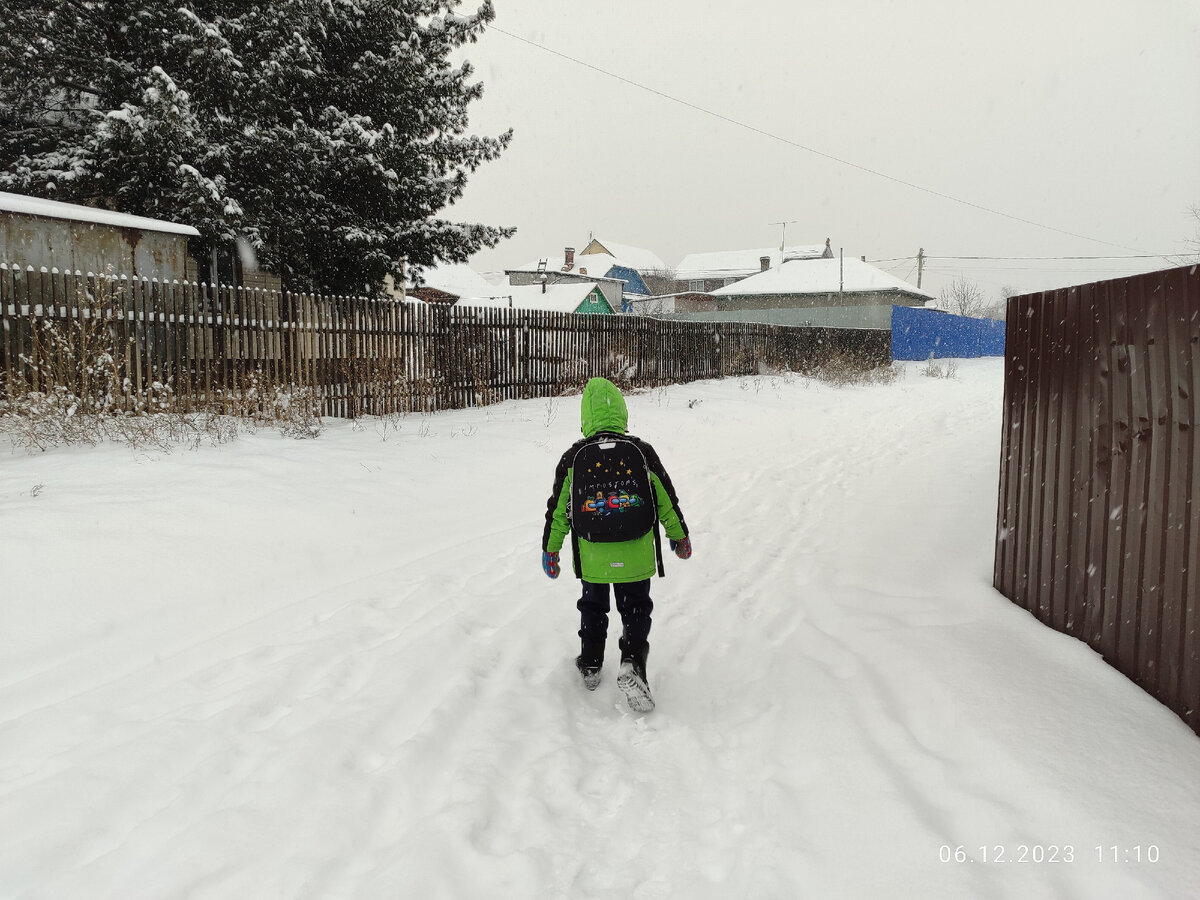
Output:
[994, 263, 1199, 735]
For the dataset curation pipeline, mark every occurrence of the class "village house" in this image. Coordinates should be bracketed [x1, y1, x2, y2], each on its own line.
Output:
[702, 255, 934, 329]
[510, 240, 668, 312]
[577, 237, 669, 303]
[578, 237, 667, 275]
[409, 260, 614, 315]
[462, 281, 614, 315]
[673, 239, 834, 293]
[505, 251, 626, 314]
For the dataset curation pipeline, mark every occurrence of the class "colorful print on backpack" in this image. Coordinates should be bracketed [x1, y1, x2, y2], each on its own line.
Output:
[580, 489, 645, 516]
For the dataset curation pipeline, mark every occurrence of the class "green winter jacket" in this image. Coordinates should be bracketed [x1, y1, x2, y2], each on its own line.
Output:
[543, 378, 688, 583]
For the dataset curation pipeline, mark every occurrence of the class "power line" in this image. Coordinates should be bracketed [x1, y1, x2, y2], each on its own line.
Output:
[925, 264, 1163, 273]
[868, 252, 1174, 264]
[928, 253, 1170, 261]
[488, 25, 1164, 258]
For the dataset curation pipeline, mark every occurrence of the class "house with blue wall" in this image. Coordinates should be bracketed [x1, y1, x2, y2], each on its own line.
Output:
[578, 238, 668, 311]
[510, 243, 668, 312]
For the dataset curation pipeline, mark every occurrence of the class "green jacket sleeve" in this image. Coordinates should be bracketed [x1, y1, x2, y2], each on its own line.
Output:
[546, 472, 572, 553]
[651, 472, 686, 542]
[639, 439, 689, 543]
[543, 444, 577, 554]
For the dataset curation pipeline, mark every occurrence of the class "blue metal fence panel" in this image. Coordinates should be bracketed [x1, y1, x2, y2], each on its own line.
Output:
[891, 305, 1006, 360]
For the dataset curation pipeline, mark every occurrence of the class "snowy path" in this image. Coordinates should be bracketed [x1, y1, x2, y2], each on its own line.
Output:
[2, 360, 1199, 899]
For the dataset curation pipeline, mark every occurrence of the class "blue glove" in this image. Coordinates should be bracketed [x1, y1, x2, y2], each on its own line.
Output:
[542, 550, 560, 579]
[670, 536, 693, 560]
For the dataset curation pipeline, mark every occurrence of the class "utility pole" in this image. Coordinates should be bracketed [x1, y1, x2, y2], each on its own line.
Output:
[917, 247, 925, 288]
[769, 220, 798, 252]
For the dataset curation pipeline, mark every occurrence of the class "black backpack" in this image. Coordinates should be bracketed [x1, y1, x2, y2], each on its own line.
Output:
[569, 435, 665, 575]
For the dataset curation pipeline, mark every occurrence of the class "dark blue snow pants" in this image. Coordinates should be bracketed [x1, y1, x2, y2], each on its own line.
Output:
[577, 579, 653, 648]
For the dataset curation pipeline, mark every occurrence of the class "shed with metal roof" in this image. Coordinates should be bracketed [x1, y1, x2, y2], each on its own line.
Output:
[0, 191, 199, 281]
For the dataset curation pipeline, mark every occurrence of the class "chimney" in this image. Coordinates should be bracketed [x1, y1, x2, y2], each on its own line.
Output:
[759, 255, 771, 272]
[579, 267, 588, 276]
[825, 237, 832, 257]
[564, 247, 575, 270]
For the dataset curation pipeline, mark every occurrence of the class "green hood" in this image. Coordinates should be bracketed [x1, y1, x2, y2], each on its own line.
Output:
[580, 377, 628, 437]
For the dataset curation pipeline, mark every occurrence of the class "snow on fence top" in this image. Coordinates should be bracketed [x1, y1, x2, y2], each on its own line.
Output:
[0, 190, 200, 237]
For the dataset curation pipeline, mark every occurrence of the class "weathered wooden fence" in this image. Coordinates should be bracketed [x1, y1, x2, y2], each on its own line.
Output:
[994, 263, 1199, 736]
[0, 264, 890, 417]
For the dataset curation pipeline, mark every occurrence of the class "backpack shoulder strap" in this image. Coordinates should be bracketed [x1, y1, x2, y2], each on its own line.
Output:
[626, 435, 667, 578]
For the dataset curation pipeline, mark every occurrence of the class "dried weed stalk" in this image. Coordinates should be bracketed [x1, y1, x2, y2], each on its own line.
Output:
[0, 293, 324, 451]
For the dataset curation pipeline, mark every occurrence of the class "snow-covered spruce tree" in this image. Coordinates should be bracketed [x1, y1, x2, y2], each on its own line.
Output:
[0, 0, 513, 294]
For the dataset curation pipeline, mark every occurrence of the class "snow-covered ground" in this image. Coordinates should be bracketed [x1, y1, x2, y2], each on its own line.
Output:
[3, 359, 1198, 899]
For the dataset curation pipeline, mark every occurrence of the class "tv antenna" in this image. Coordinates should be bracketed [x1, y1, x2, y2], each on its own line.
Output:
[769, 220, 798, 251]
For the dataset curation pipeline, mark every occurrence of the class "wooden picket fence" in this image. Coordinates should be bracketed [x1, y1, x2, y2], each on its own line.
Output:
[0, 264, 890, 418]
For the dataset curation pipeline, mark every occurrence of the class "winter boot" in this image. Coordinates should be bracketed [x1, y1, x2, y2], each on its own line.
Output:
[575, 639, 605, 691]
[617, 639, 654, 712]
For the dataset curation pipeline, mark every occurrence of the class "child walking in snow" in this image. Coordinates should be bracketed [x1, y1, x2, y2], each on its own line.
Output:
[541, 377, 691, 712]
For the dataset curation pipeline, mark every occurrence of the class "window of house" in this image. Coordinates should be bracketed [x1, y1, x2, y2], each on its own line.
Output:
[688, 280, 704, 291]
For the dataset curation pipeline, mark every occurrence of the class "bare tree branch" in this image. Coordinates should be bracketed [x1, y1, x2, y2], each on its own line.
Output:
[938, 275, 989, 318]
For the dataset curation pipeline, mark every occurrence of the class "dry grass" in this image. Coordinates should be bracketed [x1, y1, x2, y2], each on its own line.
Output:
[0, 297, 323, 452]
[920, 357, 959, 379]
[810, 350, 902, 386]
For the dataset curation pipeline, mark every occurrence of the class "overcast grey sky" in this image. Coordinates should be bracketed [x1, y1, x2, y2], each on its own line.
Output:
[449, 0, 1200, 300]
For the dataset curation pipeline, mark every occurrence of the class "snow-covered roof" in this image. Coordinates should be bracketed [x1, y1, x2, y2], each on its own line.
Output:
[581, 238, 667, 273]
[676, 244, 828, 281]
[509, 258, 625, 284]
[711, 257, 935, 300]
[513, 240, 666, 279]
[459, 282, 606, 314]
[409, 262, 499, 300]
[562, 252, 623, 278]
[0, 190, 200, 236]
